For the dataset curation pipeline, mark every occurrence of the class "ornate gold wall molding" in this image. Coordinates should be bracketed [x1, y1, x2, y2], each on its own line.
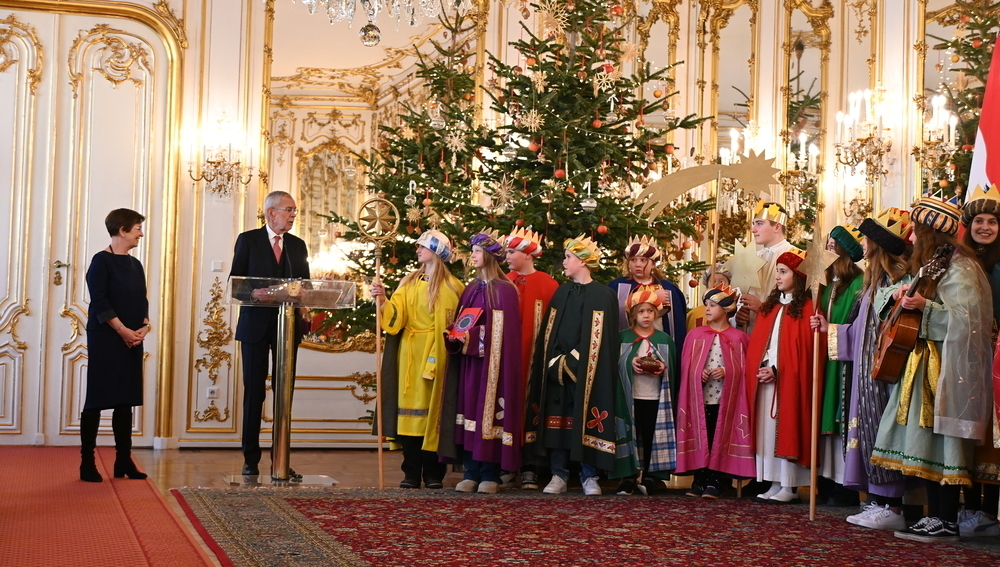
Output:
[300, 329, 378, 353]
[849, 0, 877, 44]
[68, 24, 151, 98]
[59, 305, 84, 352]
[194, 278, 232, 386]
[0, 1, 186, 441]
[0, 301, 28, 352]
[194, 400, 230, 423]
[636, 0, 681, 67]
[346, 371, 376, 403]
[0, 14, 43, 94]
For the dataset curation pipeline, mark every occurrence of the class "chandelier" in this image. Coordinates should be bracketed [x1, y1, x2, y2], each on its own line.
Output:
[274, 0, 472, 47]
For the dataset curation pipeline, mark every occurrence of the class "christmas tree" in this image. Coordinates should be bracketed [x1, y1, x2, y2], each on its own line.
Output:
[925, 0, 999, 200]
[480, 0, 711, 282]
[317, 1, 712, 337]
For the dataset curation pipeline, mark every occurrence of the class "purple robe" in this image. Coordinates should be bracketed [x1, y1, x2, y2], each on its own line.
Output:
[829, 284, 906, 497]
[443, 280, 524, 472]
[674, 326, 756, 478]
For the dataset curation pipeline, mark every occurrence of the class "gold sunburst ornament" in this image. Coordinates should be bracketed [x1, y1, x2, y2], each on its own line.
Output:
[358, 198, 400, 240]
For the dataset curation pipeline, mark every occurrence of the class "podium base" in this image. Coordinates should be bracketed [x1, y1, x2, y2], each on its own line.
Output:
[226, 474, 339, 487]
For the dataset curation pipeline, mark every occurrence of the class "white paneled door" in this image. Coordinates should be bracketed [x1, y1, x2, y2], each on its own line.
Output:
[0, 8, 175, 446]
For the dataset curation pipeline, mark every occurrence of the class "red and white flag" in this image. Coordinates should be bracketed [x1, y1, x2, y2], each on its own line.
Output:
[969, 42, 1000, 193]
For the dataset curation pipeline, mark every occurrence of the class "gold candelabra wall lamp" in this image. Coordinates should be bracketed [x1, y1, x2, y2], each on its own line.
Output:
[186, 115, 254, 198]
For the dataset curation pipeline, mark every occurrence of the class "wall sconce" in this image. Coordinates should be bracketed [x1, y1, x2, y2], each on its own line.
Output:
[833, 87, 892, 188]
[187, 115, 254, 198]
[911, 94, 958, 195]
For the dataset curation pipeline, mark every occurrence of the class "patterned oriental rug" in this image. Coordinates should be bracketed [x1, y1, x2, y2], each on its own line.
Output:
[174, 487, 1000, 567]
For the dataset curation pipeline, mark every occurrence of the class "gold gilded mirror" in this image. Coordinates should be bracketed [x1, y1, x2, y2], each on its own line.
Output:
[781, 0, 832, 242]
[705, 1, 756, 162]
[916, 1, 999, 202]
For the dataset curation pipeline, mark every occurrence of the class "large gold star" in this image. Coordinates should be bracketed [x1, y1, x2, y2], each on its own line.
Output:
[800, 236, 840, 300]
[723, 239, 766, 293]
[728, 150, 782, 198]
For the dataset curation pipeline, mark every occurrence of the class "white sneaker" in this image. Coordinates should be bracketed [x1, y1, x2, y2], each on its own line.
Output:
[477, 481, 499, 494]
[856, 505, 906, 530]
[958, 510, 1000, 538]
[846, 502, 883, 526]
[542, 476, 568, 494]
[455, 479, 478, 493]
[582, 477, 602, 496]
[768, 487, 801, 503]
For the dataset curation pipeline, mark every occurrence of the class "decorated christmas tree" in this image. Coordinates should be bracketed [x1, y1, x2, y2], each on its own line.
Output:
[317, 1, 712, 337]
[479, 0, 712, 282]
[926, 0, 999, 199]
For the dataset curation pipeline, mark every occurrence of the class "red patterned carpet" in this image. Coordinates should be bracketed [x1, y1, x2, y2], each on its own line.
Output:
[0, 446, 215, 567]
[174, 487, 1000, 567]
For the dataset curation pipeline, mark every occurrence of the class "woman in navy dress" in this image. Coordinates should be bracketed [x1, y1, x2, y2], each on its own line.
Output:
[80, 208, 151, 482]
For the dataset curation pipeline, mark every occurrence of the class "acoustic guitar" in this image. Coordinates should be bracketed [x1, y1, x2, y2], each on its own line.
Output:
[871, 244, 954, 384]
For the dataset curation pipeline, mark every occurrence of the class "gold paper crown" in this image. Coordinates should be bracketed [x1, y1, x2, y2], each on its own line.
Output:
[504, 226, 544, 257]
[753, 201, 788, 225]
[704, 284, 739, 313]
[872, 207, 911, 239]
[962, 184, 1000, 225]
[624, 234, 662, 262]
[565, 233, 602, 268]
[840, 224, 863, 243]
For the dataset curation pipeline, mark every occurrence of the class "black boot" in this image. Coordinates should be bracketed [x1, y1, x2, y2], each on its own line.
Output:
[80, 409, 103, 482]
[112, 406, 147, 479]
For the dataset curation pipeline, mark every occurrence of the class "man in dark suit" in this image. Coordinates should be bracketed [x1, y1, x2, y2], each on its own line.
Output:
[230, 190, 311, 475]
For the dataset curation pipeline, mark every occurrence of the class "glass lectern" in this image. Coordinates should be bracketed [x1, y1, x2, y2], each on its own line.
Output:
[227, 277, 357, 485]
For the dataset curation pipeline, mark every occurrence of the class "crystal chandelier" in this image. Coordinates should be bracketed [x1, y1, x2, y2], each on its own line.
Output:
[274, 0, 472, 47]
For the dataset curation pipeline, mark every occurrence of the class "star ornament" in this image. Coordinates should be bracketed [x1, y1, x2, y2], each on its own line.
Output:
[729, 150, 781, 197]
[357, 198, 399, 239]
[723, 239, 766, 293]
[800, 236, 840, 300]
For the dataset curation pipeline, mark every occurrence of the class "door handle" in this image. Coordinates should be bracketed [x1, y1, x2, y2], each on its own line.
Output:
[53, 260, 69, 285]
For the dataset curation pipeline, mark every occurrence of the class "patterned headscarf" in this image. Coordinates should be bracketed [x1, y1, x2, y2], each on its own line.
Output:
[703, 284, 739, 313]
[415, 229, 454, 263]
[625, 289, 663, 314]
[564, 234, 601, 269]
[911, 197, 962, 236]
[623, 235, 661, 263]
[470, 228, 506, 263]
[504, 226, 543, 258]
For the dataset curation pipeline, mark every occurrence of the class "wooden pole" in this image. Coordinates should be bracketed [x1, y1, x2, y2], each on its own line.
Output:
[374, 254, 385, 490]
[809, 304, 822, 521]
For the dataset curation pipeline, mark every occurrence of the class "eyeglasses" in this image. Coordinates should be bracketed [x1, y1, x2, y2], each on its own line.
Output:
[275, 207, 298, 214]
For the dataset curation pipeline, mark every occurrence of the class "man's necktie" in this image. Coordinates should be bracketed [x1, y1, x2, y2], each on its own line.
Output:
[273, 235, 282, 263]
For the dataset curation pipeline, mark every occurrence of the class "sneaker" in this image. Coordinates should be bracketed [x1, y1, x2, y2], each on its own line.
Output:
[582, 477, 602, 496]
[846, 502, 884, 526]
[958, 510, 1000, 538]
[424, 480, 444, 489]
[477, 481, 499, 494]
[639, 476, 658, 496]
[455, 479, 479, 493]
[542, 476, 568, 494]
[754, 482, 782, 502]
[895, 517, 960, 543]
[702, 485, 722, 499]
[616, 479, 635, 495]
[856, 505, 906, 530]
[399, 477, 420, 489]
[521, 470, 539, 490]
[499, 471, 516, 487]
[686, 483, 705, 497]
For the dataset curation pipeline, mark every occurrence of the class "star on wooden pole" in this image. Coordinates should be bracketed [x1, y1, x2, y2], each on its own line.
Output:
[723, 239, 767, 293]
[799, 236, 839, 300]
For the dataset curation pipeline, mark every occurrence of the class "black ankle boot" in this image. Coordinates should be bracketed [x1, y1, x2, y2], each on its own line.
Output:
[80, 409, 103, 482]
[112, 406, 147, 479]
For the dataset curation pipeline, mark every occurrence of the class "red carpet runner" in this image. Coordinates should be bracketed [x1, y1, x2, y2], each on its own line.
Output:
[175, 487, 1000, 566]
[0, 446, 214, 567]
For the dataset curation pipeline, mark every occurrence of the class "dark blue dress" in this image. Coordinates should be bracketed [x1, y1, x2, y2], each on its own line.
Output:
[84, 250, 148, 409]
